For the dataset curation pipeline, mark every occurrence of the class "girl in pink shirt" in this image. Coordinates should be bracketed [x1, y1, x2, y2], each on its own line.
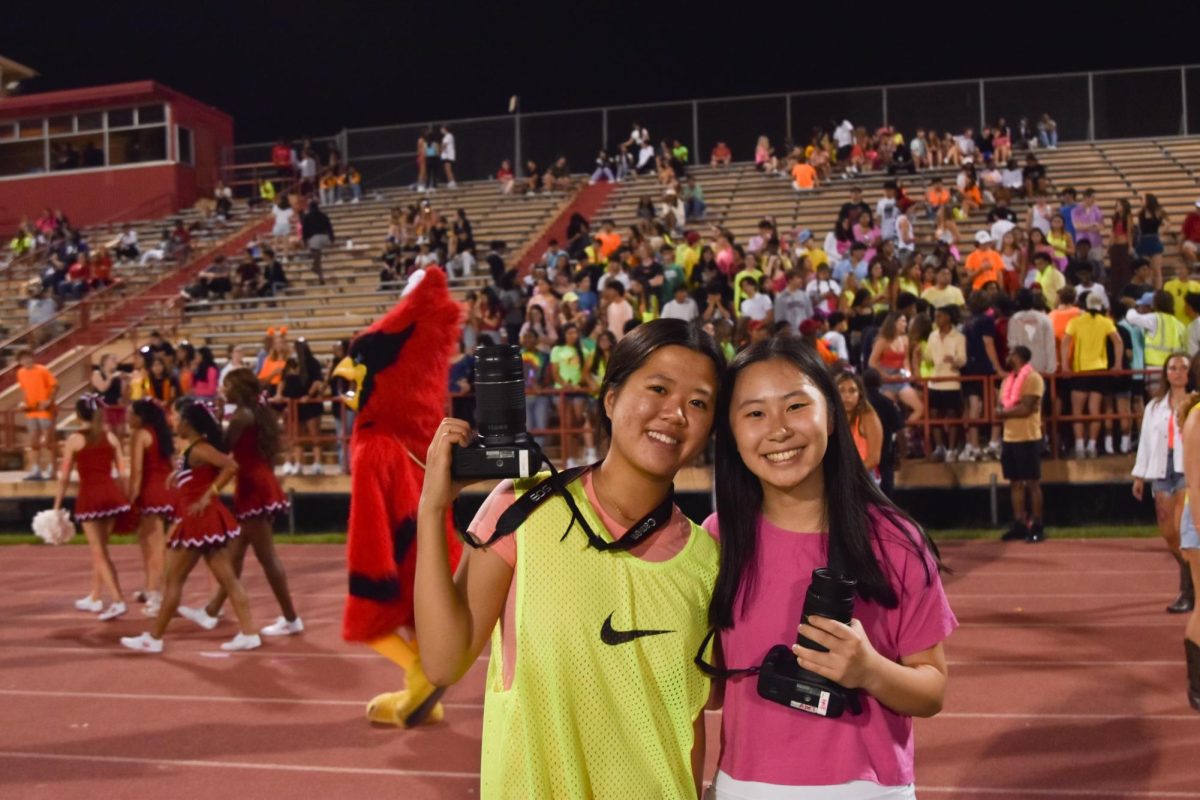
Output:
[704, 337, 957, 799]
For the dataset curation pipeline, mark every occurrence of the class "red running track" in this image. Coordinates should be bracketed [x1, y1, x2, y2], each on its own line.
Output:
[0, 538, 1197, 799]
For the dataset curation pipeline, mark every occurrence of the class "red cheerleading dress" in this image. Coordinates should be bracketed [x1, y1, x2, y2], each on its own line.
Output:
[231, 426, 290, 520]
[137, 429, 177, 518]
[73, 437, 131, 521]
[169, 444, 240, 551]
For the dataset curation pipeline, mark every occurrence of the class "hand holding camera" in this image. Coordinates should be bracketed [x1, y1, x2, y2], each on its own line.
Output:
[792, 615, 881, 693]
[421, 417, 474, 512]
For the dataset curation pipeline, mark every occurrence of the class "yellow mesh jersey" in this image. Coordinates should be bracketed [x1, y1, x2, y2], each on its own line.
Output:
[480, 475, 718, 799]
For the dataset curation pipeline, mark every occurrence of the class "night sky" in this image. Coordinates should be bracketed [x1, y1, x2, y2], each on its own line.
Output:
[5, 2, 1200, 144]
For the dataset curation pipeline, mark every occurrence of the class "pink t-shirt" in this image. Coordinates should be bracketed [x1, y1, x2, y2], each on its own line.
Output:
[701, 508, 957, 788]
[470, 472, 698, 689]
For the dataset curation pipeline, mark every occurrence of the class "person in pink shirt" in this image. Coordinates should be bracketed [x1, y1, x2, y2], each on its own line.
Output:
[703, 336, 956, 799]
[603, 281, 635, 340]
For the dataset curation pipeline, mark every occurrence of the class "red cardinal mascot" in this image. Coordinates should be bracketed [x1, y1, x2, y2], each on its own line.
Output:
[337, 267, 463, 727]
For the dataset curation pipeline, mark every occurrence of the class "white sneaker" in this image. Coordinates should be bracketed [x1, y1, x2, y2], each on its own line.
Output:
[177, 605, 219, 631]
[98, 602, 127, 621]
[446, 181, 458, 189]
[945, 448, 959, 463]
[221, 632, 263, 651]
[302, 463, 321, 476]
[931, 445, 946, 462]
[120, 633, 163, 653]
[960, 444, 979, 462]
[1085, 442, 1098, 459]
[260, 616, 304, 636]
[75, 596, 103, 612]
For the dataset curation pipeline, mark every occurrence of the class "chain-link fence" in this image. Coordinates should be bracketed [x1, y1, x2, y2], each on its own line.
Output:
[227, 66, 1199, 189]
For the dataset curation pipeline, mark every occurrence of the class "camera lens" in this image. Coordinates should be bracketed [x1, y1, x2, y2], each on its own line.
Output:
[473, 344, 527, 446]
[796, 568, 857, 650]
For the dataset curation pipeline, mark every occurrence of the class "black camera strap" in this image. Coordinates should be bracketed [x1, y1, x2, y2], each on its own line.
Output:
[463, 456, 676, 553]
[693, 627, 761, 679]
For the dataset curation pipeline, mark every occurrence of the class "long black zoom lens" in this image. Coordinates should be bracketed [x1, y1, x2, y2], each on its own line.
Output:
[796, 568, 857, 651]
[473, 345, 527, 446]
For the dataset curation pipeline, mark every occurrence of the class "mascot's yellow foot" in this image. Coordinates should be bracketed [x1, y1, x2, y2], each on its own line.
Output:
[366, 690, 446, 727]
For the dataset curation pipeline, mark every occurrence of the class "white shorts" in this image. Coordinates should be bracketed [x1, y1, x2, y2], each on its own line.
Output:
[709, 771, 917, 800]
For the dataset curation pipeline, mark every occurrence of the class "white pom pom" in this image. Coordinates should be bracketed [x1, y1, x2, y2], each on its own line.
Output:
[32, 509, 76, 546]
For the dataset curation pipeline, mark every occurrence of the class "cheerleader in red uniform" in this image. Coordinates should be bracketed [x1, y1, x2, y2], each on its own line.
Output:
[53, 394, 130, 621]
[127, 399, 176, 616]
[180, 368, 301, 635]
[121, 401, 261, 653]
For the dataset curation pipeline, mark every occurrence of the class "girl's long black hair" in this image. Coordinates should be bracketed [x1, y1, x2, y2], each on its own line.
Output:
[131, 399, 174, 460]
[179, 400, 225, 452]
[709, 336, 942, 629]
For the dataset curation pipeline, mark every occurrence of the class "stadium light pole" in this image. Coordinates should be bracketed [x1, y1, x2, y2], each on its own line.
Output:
[510, 95, 522, 178]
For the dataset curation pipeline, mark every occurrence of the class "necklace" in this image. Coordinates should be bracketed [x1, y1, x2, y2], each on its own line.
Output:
[592, 469, 639, 524]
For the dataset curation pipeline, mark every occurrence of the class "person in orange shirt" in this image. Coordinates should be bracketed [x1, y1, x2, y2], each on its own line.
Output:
[595, 219, 622, 259]
[16, 349, 58, 480]
[791, 156, 818, 191]
[965, 231, 1005, 290]
[925, 177, 951, 219]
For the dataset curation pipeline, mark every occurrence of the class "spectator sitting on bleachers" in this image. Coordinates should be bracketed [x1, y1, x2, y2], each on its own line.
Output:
[214, 180, 234, 221]
[181, 255, 233, 302]
[113, 225, 139, 261]
[589, 150, 615, 184]
[8, 223, 34, 260]
[341, 165, 363, 203]
[710, 141, 732, 167]
[139, 229, 174, 265]
[496, 159, 515, 194]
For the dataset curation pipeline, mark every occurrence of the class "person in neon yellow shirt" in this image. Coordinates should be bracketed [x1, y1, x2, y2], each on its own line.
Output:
[415, 321, 724, 798]
[1163, 261, 1200, 322]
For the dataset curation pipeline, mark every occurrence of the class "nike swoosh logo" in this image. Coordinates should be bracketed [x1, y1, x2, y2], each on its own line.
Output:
[600, 612, 673, 645]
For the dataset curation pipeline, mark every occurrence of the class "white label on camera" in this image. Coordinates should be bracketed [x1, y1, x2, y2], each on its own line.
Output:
[519, 449, 530, 477]
[790, 691, 831, 716]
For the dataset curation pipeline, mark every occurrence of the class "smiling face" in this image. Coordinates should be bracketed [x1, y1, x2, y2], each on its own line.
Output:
[602, 345, 717, 482]
[729, 359, 831, 498]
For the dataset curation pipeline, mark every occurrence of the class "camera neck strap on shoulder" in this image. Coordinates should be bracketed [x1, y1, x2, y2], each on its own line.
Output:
[463, 458, 675, 553]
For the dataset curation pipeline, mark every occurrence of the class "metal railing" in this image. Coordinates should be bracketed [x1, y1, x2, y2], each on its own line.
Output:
[0, 370, 1160, 475]
[225, 65, 1200, 190]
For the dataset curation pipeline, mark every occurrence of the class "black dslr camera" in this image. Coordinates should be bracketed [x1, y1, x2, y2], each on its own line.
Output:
[451, 344, 539, 480]
[757, 568, 863, 718]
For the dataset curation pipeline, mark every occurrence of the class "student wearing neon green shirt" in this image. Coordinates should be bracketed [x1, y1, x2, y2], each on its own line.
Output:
[415, 320, 725, 799]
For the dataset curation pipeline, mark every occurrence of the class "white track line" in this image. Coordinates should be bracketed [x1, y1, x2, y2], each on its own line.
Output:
[0, 644, 1181, 670]
[0, 750, 478, 780]
[0, 643, 491, 663]
[2, 690, 1197, 722]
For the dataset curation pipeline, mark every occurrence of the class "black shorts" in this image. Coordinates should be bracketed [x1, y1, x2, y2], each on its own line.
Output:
[961, 378, 986, 399]
[929, 389, 963, 414]
[836, 144, 854, 162]
[1001, 440, 1042, 481]
[1070, 373, 1109, 395]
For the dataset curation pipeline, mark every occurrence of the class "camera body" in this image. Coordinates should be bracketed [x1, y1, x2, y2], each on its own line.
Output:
[756, 568, 862, 718]
[451, 344, 539, 481]
[452, 437, 538, 480]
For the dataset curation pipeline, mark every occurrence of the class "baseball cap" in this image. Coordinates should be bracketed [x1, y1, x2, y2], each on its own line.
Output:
[685, 230, 701, 245]
[562, 291, 579, 303]
[1137, 291, 1155, 307]
[974, 230, 993, 245]
[1085, 292, 1105, 311]
[797, 229, 813, 244]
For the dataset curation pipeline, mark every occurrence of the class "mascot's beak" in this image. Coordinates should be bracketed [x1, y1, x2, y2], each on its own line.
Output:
[333, 356, 367, 411]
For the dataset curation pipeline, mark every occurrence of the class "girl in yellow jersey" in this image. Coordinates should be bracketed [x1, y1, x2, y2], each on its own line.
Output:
[416, 320, 726, 798]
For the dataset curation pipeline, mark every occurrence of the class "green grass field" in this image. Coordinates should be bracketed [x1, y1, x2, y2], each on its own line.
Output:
[0, 526, 1159, 546]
